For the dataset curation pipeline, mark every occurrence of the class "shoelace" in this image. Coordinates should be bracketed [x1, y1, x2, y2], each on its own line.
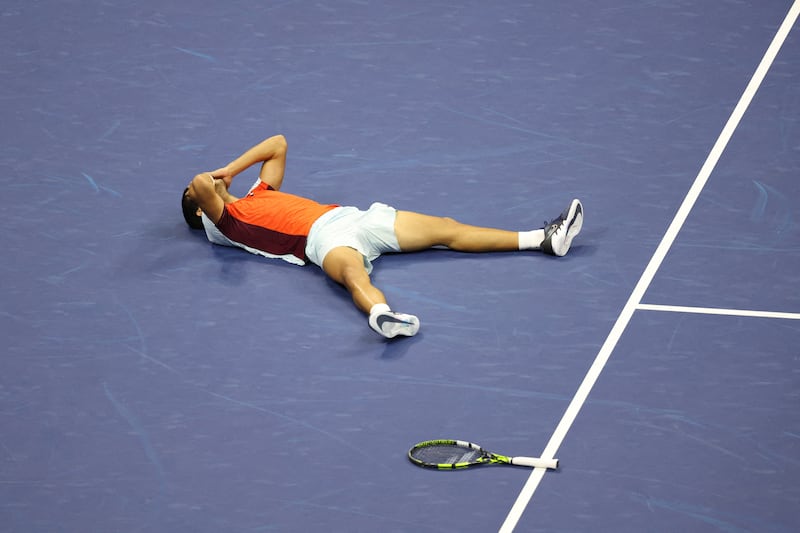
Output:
[544, 215, 566, 234]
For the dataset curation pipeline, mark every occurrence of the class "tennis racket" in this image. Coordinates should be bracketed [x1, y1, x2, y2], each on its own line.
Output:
[408, 439, 559, 470]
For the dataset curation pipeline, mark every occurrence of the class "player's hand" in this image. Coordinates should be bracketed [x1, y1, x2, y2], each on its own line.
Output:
[209, 166, 234, 189]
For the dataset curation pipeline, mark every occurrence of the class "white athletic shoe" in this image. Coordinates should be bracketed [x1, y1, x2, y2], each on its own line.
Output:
[541, 199, 583, 257]
[369, 310, 420, 338]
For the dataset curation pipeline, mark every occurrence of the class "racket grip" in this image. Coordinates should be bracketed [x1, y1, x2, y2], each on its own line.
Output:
[511, 456, 559, 470]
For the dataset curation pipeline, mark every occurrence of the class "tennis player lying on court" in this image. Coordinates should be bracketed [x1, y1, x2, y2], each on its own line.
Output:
[182, 134, 583, 339]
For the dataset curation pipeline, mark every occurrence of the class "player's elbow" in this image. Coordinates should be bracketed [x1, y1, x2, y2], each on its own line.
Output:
[270, 134, 288, 155]
[275, 134, 289, 155]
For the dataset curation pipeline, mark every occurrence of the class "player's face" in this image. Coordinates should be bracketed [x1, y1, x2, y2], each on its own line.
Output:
[183, 188, 203, 217]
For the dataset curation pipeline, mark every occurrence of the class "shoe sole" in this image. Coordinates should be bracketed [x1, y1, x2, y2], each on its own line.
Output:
[553, 200, 583, 256]
[375, 314, 420, 338]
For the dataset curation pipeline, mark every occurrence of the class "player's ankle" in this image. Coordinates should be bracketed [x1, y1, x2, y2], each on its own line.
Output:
[369, 303, 391, 317]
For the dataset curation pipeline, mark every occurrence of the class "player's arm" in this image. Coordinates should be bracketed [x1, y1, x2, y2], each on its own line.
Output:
[186, 173, 225, 224]
[212, 134, 288, 191]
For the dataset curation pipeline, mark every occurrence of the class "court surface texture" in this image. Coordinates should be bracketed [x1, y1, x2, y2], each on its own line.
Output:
[1, 1, 798, 532]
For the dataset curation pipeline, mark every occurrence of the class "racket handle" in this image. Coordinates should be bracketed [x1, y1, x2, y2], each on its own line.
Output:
[510, 456, 559, 470]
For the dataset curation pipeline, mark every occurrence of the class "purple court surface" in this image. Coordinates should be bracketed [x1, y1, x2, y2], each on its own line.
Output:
[2, 1, 799, 531]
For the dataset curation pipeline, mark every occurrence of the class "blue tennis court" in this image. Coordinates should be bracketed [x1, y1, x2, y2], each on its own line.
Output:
[2, 1, 798, 531]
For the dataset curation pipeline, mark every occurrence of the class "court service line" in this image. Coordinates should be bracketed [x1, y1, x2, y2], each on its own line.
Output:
[638, 303, 800, 321]
[499, 2, 800, 531]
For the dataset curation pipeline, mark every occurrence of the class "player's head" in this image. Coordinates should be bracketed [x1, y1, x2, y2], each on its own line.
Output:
[181, 187, 203, 230]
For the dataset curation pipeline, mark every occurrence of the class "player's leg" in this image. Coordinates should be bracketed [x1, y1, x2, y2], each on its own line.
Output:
[393, 211, 520, 252]
[394, 199, 583, 257]
[321, 246, 384, 313]
[321, 246, 419, 338]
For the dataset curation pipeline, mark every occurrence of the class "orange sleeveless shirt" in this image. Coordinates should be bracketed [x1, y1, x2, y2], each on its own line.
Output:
[215, 182, 338, 262]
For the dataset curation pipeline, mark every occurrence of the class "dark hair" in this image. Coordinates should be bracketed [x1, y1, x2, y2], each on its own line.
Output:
[181, 187, 203, 229]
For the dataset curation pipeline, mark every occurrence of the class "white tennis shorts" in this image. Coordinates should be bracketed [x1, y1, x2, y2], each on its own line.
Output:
[305, 202, 401, 274]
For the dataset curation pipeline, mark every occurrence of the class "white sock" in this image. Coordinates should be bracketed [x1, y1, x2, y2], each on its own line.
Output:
[369, 303, 392, 317]
[518, 229, 545, 250]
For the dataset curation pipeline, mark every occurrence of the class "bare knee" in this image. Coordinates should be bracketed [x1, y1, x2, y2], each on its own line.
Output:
[322, 247, 368, 286]
[436, 217, 465, 246]
[395, 211, 467, 251]
[321, 247, 386, 313]
[338, 263, 369, 289]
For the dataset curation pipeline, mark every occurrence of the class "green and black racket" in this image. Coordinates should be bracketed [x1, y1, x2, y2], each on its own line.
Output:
[408, 439, 559, 470]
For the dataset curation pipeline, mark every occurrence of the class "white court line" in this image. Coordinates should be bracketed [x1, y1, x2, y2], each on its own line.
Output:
[638, 303, 800, 321]
[499, 2, 800, 531]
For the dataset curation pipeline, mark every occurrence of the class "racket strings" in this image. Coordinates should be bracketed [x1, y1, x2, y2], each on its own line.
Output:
[412, 444, 481, 464]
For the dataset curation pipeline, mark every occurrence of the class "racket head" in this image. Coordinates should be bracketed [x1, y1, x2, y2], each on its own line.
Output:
[407, 439, 491, 469]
